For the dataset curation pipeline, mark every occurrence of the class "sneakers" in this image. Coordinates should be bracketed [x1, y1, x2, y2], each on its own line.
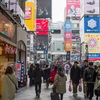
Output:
[73, 93, 77, 97]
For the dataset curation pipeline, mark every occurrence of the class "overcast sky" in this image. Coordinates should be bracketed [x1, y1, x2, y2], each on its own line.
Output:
[52, 0, 66, 22]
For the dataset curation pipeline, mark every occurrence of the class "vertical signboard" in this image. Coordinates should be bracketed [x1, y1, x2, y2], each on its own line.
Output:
[84, 0, 99, 15]
[36, 19, 49, 35]
[25, 6, 32, 19]
[30, 35, 33, 51]
[66, 0, 81, 17]
[25, 1, 36, 31]
[64, 22, 72, 51]
[36, 0, 52, 18]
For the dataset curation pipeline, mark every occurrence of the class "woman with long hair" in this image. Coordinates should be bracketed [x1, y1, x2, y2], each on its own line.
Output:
[1, 66, 18, 100]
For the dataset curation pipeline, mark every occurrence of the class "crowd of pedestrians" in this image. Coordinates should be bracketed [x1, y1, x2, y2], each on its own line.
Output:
[1, 60, 100, 100]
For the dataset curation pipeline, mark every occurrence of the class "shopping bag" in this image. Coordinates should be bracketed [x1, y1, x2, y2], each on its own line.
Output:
[68, 80, 72, 92]
[78, 80, 82, 92]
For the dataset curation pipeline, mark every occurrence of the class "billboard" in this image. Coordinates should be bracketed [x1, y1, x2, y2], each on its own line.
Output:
[84, 17, 100, 33]
[66, 0, 81, 17]
[25, 6, 32, 19]
[0, 12, 15, 38]
[64, 41, 72, 51]
[64, 31, 72, 41]
[64, 22, 72, 31]
[36, 0, 51, 18]
[84, 34, 100, 53]
[84, 0, 99, 14]
[36, 19, 48, 35]
[36, 35, 48, 50]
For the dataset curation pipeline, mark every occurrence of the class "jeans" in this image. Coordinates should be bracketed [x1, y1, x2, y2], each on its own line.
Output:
[35, 82, 41, 95]
[59, 94, 63, 100]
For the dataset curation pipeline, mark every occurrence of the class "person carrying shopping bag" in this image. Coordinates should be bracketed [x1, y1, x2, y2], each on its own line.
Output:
[52, 67, 67, 100]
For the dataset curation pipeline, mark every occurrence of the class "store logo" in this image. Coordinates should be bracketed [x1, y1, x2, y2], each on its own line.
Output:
[88, 19, 96, 29]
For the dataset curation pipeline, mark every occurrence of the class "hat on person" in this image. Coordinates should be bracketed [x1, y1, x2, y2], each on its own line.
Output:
[57, 67, 63, 72]
[74, 61, 79, 64]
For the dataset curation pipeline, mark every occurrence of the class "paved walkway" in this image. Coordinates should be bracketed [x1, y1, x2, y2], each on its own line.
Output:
[14, 76, 98, 100]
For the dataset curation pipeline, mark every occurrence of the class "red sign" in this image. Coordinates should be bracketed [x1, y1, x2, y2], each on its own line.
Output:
[36, 19, 48, 35]
[25, 6, 32, 19]
[89, 58, 100, 61]
[66, 0, 81, 17]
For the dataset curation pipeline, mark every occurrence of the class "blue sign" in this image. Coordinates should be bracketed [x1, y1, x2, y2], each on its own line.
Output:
[89, 53, 100, 58]
[84, 17, 100, 33]
[44, 50, 48, 54]
[72, 56, 78, 60]
[64, 22, 72, 32]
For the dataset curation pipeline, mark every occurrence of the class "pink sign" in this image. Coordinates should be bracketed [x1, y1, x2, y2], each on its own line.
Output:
[64, 31, 72, 41]
[66, 0, 81, 17]
[36, 19, 48, 35]
[25, 6, 32, 19]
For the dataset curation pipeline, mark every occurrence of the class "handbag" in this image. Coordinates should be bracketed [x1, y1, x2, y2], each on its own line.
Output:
[68, 80, 72, 92]
[7, 75, 18, 92]
[78, 80, 82, 92]
[98, 80, 100, 86]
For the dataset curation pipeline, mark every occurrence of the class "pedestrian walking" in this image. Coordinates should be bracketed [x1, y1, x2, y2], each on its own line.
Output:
[80, 60, 88, 98]
[70, 61, 81, 97]
[32, 63, 44, 98]
[1, 66, 18, 100]
[53, 67, 67, 100]
[84, 62, 96, 100]
[64, 63, 70, 75]
[28, 64, 35, 86]
[94, 66, 100, 100]
[50, 66, 58, 84]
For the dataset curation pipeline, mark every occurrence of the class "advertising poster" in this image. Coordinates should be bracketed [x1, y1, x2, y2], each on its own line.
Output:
[84, 34, 100, 53]
[66, 0, 81, 17]
[64, 31, 72, 41]
[16, 63, 21, 81]
[84, 17, 100, 33]
[64, 22, 72, 31]
[84, 0, 99, 14]
[25, 6, 32, 19]
[64, 41, 72, 51]
[36, 35, 48, 50]
[0, 12, 15, 38]
[36, 0, 52, 18]
[36, 19, 48, 35]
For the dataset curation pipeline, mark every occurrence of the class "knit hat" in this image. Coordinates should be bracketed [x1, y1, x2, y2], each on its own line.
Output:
[57, 67, 63, 72]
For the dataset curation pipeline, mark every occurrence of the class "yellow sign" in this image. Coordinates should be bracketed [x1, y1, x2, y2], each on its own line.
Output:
[25, 1, 36, 31]
[84, 34, 100, 53]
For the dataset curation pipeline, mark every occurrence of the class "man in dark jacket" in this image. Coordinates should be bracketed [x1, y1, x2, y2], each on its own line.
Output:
[70, 61, 81, 97]
[32, 63, 44, 98]
[80, 60, 88, 97]
[84, 62, 96, 100]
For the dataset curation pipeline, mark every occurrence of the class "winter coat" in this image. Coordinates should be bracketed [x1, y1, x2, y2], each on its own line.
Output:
[80, 65, 88, 79]
[43, 67, 51, 80]
[70, 66, 81, 84]
[1, 74, 18, 100]
[50, 70, 57, 82]
[53, 73, 67, 94]
[32, 67, 44, 83]
[84, 67, 96, 83]
[28, 67, 33, 78]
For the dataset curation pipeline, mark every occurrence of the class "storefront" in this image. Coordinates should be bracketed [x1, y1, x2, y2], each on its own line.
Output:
[0, 12, 17, 97]
[16, 26, 27, 87]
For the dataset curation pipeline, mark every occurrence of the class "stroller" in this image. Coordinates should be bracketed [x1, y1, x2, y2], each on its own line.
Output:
[95, 86, 100, 100]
